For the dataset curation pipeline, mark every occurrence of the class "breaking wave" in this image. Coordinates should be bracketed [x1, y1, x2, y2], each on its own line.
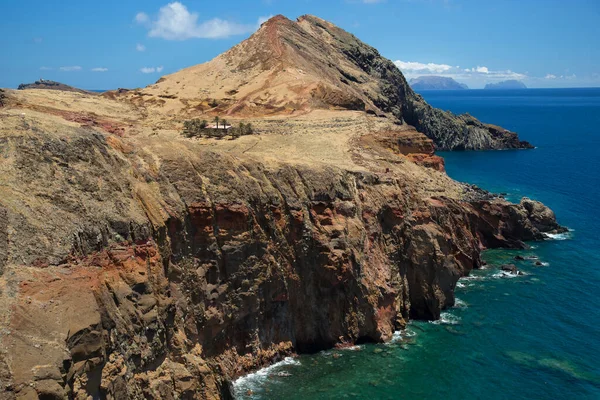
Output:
[431, 312, 461, 325]
[543, 229, 573, 241]
[233, 357, 300, 397]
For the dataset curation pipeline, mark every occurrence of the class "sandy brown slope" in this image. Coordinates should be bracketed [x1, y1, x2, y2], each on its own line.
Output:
[0, 75, 562, 400]
[130, 15, 532, 150]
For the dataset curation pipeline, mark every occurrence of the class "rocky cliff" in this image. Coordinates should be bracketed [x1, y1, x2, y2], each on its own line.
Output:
[0, 15, 560, 400]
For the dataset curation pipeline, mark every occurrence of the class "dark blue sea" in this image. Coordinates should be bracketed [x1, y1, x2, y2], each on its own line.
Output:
[234, 88, 600, 399]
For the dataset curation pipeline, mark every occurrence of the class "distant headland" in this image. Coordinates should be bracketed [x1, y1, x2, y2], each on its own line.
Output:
[17, 79, 94, 95]
[409, 76, 469, 90]
[484, 80, 527, 90]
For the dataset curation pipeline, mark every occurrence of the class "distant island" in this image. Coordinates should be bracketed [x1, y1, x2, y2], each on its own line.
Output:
[484, 80, 527, 90]
[409, 76, 469, 90]
[17, 79, 94, 95]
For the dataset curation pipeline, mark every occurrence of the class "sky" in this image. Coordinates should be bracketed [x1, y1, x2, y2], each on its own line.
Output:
[1, 0, 599, 89]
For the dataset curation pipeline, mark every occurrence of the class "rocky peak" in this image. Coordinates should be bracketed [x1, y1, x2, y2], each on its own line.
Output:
[140, 15, 532, 150]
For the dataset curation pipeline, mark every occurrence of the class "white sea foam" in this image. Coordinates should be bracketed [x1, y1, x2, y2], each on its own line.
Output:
[492, 270, 526, 279]
[388, 328, 418, 344]
[431, 312, 460, 325]
[390, 330, 403, 343]
[543, 230, 573, 241]
[461, 275, 485, 281]
[456, 281, 466, 289]
[454, 298, 468, 308]
[340, 345, 362, 351]
[233, 357, 300, 396]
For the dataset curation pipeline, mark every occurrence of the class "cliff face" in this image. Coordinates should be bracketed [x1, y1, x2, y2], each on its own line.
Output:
[0, 14, 559, 400]
[0, 117, 562, 399]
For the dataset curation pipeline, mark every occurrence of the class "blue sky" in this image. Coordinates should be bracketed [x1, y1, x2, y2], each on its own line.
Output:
[1, 0, 599, 89]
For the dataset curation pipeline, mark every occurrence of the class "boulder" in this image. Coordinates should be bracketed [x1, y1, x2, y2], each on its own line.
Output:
[501, 264, 520, 275]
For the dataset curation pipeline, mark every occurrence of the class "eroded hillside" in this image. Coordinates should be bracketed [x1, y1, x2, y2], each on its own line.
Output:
[130, 15, 531, 150]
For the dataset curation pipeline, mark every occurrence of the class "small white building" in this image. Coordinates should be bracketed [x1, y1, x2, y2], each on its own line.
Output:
[207, 124, 232, 130]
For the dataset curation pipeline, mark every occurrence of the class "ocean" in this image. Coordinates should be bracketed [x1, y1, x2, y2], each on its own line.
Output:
[233, 88, 600, 399]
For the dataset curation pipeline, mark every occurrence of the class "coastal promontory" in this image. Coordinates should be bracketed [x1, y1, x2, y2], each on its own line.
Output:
[0, 14, 558, 400]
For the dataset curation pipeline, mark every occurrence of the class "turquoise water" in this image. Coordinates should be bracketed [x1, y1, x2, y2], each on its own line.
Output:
[234, 89, 600, 399]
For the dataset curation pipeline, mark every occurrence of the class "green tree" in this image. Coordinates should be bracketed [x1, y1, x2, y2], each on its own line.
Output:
[244, 123, 253, 135]
[214, 116, 220, 129]
[221, 119, 228, 130]
[200, 119, 207, 129]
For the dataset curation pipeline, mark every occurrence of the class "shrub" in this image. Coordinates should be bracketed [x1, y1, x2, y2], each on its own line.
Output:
[182, 119, 208, 138]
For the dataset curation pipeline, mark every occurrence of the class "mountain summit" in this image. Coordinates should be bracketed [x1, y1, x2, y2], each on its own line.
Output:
[139, 15, 531, 150]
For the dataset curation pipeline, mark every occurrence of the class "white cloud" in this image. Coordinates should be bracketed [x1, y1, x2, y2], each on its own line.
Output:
[545, 74, 557, 79]
[91, 67, 108, 72]
[140, 66, 164, 74]
[395, 59, 532, 88]
[39, 66, 52, 71]
[396, 59, 526, 80]
[136, 2, 258, 40]
[464, 66, 490, 73]
[135, 12, 149, 24]
[136, 43, 146, 52]
[394, 60, 454, 74]
[59, 66, 82, 72]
